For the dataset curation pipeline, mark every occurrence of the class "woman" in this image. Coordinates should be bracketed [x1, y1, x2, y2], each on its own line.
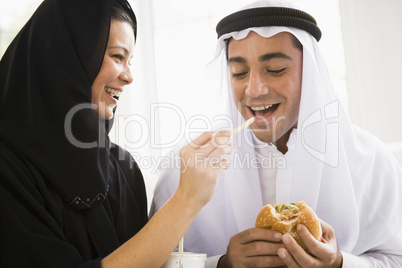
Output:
[0, 0, 232, 267]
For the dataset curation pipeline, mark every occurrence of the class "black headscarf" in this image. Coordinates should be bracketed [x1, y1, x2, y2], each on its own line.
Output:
[0, 0, 136, 209]
[0, 0, 147, 266]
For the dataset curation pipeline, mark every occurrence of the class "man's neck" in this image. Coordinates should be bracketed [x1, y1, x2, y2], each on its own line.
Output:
[274, 127, 295, 154]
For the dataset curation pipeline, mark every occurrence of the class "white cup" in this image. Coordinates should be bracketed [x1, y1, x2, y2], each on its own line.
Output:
[162, 252, 207, 268]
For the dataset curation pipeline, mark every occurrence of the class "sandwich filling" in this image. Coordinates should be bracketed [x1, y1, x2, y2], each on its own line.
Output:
[274, 202, 301, 221]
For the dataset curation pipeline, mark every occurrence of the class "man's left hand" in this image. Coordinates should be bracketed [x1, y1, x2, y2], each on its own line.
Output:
[277, 219, 343, 268]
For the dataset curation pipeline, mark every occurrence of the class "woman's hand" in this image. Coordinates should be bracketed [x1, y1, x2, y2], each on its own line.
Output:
[176, 130, 233, 209]
[102, 131, 233, 268]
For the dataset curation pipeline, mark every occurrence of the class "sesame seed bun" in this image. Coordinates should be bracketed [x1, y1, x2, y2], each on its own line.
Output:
[255, 200, 322, 251]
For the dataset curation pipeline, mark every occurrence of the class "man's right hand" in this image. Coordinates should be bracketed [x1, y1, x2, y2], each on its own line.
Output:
[218, 228, 286, 267]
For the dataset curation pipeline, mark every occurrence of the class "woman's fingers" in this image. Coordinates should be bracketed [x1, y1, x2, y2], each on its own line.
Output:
[188, 130, 230, 148]
[180, 130, 233, 171]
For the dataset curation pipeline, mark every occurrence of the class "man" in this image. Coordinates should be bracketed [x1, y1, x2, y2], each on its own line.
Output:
[151, 0, 402, 267]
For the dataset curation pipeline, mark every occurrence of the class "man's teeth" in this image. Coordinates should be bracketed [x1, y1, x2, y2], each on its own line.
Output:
[105, 87, 121, 98]
[251, 105, 272, 111]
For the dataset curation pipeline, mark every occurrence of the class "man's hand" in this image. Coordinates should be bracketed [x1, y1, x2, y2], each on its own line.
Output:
[277, 220, 343, 268]
[218, 228, 286, 267]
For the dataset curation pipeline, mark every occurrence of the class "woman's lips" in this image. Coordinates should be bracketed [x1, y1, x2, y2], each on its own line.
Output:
[105, 86, 122, 100]
[105, 91, 118, 105]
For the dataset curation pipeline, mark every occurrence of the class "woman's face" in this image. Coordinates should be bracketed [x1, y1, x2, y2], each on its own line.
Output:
[91, 20, 135, 120]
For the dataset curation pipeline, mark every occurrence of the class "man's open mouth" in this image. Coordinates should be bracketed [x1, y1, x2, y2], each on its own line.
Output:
[250, 104, 279, 117]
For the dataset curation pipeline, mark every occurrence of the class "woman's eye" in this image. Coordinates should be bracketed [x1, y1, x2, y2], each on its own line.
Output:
[113, 54, 124, 61]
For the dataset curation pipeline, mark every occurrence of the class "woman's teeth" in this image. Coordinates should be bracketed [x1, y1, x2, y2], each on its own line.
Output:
[105, 87, 121, 99]
[251, 105, 272, 111]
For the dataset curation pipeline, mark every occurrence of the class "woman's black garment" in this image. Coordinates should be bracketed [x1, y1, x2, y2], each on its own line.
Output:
[0, 0, 147, 266]
[0, 143, 147, 267]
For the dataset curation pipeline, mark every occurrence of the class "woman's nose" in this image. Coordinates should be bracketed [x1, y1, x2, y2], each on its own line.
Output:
[245, 71, 269, 98]
[120, 66, 133, 85]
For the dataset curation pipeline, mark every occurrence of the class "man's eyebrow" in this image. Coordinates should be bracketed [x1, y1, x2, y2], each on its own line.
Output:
[259, 52, 292, 62]
[228, 52, 293, 64]
[228, 56, 246, 64]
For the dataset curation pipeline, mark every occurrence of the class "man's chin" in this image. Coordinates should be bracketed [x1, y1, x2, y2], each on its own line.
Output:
[251, 129, 275, 144]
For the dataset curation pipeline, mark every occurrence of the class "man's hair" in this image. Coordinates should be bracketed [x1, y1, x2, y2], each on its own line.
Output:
[225, 34, 303, 60]
[291, 35, 303, 51]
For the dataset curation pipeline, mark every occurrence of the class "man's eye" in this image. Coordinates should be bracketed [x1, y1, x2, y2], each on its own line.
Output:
[232, 72, 247, 78]
[268, 68, 286, 75]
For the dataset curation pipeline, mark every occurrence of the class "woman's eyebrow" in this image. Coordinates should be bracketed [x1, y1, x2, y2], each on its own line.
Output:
[109, 45, 129, 54]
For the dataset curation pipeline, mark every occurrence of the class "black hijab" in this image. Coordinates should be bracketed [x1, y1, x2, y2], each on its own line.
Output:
[0, 0, 136, 209]
[0, 0, 148, 265]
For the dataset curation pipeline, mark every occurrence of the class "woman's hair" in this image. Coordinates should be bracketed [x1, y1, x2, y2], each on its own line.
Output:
[111, 2, 135, 33]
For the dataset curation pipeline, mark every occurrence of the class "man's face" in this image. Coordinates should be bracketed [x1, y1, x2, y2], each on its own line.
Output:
[228, 32, 303, 153]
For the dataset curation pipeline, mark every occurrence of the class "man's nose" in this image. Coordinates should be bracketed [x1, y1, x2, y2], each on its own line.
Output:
[245, 71, 269, 98]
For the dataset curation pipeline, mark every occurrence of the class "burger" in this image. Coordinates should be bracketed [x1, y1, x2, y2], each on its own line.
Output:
[255, 200, 322, 251]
